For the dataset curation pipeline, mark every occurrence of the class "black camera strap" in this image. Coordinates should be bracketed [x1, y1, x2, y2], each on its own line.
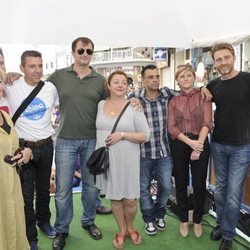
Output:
[12, 80, 45, 125]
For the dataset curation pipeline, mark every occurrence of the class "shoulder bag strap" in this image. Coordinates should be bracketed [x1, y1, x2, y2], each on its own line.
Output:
[111, 101, 130, 133]
[12, 80, 45, 124]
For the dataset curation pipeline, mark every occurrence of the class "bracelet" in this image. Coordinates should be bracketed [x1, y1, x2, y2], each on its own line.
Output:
[121, 132, 125, 140]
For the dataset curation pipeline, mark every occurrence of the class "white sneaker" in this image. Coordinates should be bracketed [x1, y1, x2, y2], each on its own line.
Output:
[145, 222, 157, 235]
[155, 218, 166, 231]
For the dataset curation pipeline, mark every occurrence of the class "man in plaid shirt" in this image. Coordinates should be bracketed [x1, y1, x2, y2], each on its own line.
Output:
[130, 64, 175, 235]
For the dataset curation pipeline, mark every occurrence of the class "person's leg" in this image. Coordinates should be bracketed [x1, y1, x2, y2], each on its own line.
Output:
[211, 142, 230, 228]
[79, 139, 98, 226]
[54, 138, 79, 233]
[139, 158, 155, 223]
[124, 199, 141, 245]
[171, 139, 192, 237]
[171, 139, 191, 223]
[111, 200, 126, 248]
[20, 161, 37, 244]
[123, 199, 137, 232]
[111, 200, 126, 233]
[191, 138, 210, 224]
[154, 156, 173, 223]
[140, 157, 157, 235]
[35, 142, 54, 225]
[219, 143, 250, 240]
[190, 138, 210, 237]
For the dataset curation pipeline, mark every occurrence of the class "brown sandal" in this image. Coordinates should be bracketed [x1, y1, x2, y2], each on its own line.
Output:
[113, 232, 126, 249]
[127, 229, 142, 245]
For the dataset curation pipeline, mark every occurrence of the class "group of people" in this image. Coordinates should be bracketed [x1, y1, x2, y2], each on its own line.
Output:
[0, 39, 249, 250]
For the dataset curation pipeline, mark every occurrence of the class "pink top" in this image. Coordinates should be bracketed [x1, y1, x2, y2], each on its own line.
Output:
[168, 89, 212, 140]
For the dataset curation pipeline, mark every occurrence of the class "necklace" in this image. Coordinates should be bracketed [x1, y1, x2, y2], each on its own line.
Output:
[109, 100, 126, 116]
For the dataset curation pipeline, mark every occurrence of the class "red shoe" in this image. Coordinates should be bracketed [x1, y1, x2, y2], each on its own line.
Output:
[127, 229, 142, 245]
[113, 232, 126, 249]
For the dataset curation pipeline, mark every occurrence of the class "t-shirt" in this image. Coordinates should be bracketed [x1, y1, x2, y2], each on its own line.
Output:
[4, 77, 59, 140]
[207, 71, 250, 145]
[47, 66, 106, 139]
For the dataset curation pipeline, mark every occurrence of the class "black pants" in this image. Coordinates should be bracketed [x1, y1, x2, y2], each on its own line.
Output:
[171, 137, 210, 223]
[20, 141, 53, 242]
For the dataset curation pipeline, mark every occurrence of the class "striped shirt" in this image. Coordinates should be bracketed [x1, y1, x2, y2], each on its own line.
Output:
[132, 87, 176, 159]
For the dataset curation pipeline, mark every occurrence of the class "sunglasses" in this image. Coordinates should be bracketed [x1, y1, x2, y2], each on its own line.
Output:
[76, 48, 94, 56]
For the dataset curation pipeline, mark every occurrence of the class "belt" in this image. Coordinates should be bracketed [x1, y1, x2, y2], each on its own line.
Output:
[20, 136, 53, 147]
[183, 132, 197, 138]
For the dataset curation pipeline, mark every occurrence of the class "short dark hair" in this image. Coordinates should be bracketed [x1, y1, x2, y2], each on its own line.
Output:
[21, 50, 42, 66]
[141, 64, 157, 78]
[71, 37, 94, 52]
[211, 42, 235, 59]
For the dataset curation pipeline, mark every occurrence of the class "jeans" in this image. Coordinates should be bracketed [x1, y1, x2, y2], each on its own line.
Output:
[211, 141, 250, 240]
[72, 177, 103, 209]
[171, 137, 210, 223]
[54, 138, 98, 233]
[140, 156, 173, 223]
[20, 141, 53, 242]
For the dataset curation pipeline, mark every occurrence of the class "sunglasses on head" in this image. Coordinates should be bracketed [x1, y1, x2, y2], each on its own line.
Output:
[76, 48, 94, 56]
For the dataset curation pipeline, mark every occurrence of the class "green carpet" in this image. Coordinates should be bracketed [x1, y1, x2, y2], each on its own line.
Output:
[37, 193, 249, 250]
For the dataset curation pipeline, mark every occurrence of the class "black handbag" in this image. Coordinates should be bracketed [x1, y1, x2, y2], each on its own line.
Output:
[87, 102, 130, 179]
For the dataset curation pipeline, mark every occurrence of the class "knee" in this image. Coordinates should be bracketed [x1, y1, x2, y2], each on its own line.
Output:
[159, 179, 172, 193]
[124, 199, 137, 208]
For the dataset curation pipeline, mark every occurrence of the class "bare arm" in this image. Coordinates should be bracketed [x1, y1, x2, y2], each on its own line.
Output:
[105, 131, 147, 146]
[200, 86, 212, 102]
[5, 72, 22, 85]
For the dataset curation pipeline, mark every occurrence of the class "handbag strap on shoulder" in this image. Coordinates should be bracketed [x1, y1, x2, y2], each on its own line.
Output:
[111, 101, 130, 133]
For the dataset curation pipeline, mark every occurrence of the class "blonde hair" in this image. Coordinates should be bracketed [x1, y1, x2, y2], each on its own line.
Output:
[175, 63, 195, 80]
[0, 68, 6, 82]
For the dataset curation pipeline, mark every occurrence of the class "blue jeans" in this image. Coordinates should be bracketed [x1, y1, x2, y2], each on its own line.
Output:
[211, 141, 250, 240]
[72, 177, 103, 209]
[54, 138, 98, 233]
[140, 156, 173, 223]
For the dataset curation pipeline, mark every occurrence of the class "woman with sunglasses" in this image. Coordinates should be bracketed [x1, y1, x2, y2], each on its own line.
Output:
[95, 70, 150, 249]
[0, 68, 33, 250]
[168, 64, 212, 238]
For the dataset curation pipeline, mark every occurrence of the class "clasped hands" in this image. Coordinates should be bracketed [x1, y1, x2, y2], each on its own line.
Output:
[189, 140, 204, 161]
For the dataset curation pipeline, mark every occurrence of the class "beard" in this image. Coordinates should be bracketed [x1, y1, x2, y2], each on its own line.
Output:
[217, 64, 234, 77]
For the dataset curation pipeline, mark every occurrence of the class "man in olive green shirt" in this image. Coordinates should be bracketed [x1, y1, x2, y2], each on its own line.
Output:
[49, 37, 106, 250]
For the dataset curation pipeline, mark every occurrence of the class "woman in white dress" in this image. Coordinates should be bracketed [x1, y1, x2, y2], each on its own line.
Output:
[96, 70, 150, 249]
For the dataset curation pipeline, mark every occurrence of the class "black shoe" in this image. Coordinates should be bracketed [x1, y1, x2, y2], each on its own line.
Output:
[210, 225, 222, 241]
[52, 233, 68, 250]
[219, 239, 232, 250]
[96, 205, 112, 215]
[82, 223, 102, 240]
